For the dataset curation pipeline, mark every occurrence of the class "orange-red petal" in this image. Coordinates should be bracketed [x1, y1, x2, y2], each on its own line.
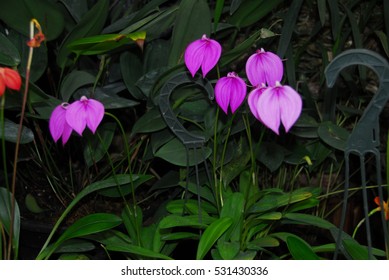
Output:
[2, 68, 21, 91]
[0, 75, 5, 96]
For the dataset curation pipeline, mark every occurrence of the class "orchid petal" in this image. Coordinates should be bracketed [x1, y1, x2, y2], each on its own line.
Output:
[2, 68, 21, 91]
[66, 100, 87, 136]
[257, 87, 281, 134]
[247, 87, 266, 120]
[49, 105, 68, 142]
[85, 99, 105, 133]
[278, 85, 302, 132]
[246, 49, 283, 87]
[0, 76, 5, 97]
[184, 34, 221, 78]
[200, 39, 222, 77]
[215, 72, 246, 114]
[184, 39, 206, 77]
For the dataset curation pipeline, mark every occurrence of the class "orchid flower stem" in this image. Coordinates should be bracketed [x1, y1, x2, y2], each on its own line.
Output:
[104, 112, 141, 244]
[352, 208, 379, 239]
[219, 113, 236, 192]
[212, 107, 222, 211]
[243, 112, 256, 185]
[7, 19, 36, 259]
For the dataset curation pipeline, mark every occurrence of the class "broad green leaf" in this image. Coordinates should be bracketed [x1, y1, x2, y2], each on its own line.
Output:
[166, 199, 216, 216]
[155, 138, 212, 167]
[0, 187, 20, 257]
[256, 212, 282, 220]
[120, 51, 145, 100]
[286, 235, 321, 260]
[256, 142, 286, 172]
[283, 213, 334, 230]
[58, 253, 90, 260]
[159, 214, 215, 229]
[60, 70, 96, 102]
[161, 232, 199, 241]
[0, 0, 64, 40]
[0, 33, 20, 66]
[83, 122, 116, 167]
[132, 108, 166, 134]
[220, 192, 245, 242]
[0, 118, 34, 144]
[168, 0, 211, 66]
[67, 32, 146, 56]
[217, 241, 240, 260]
[57, 0, 109, 68]
[247, 236, 280, 250]
[106, 243, 172, 260]
[51, 213, 122, 253]
[55, 239, 95, 253]
[228, 0, 282, 28]
[99, 174, 153, 198]
[196, 217, 232, 260]
[317, 0, 327, 26]
[375, 31, 389, 58]
[214, 0, 225, 31]
[277, 0, 304, 59]
[25, 193, 45, 214]
[318, 121, 349, 151]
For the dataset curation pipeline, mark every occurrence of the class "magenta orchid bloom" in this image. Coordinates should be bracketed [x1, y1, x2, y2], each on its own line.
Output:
[215, 72, 247, 114]
[252, 81, 302, 135]
[184, 34, 222, 78]
[66, 96, 105, 136]
[246, 49, 283, 87]
[49, 103, 73, 145]
[49, 96, 105, 144]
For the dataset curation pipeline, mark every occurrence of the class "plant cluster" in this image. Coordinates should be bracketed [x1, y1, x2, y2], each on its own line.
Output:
[0, 0, 389, 260]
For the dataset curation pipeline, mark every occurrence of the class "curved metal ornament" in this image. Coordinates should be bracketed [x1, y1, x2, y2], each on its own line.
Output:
[158, 72, 214, 221]
[325, 49, 389, 259]
[159, 72, 214, 148]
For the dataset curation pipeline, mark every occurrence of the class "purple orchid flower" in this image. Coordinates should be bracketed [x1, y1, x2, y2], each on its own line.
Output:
[252, 81, 302, 135]
[184, 34, 222, 78]
[49, 103, 73, 145]
[215, 72, 247, 114]
[246, 48, 284, 87]
[66, 96, 105, 136]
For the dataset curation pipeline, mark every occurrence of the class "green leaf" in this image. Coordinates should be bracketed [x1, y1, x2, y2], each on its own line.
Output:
[277, 0, 304, 59]
[214, 0, 225, 31]
[25, 193, 45, 214]
[106, 243, 172, 260]
[220, 192, 245, 242]
[99, 174, 153, 198]
[375, 31, 389, 58]
[57, 0, 109, 68]
[0, 187, 20, 257]
[83, 122, 116, 167]
[0, 33, 20, 66]
[283, 213, 334, 230]
[0, 118, 34, 144]
[228, 0, 283, 28]
[60, 70, 96, 102]
[217, 241, 240, 260]
[196, 217, 232, 260]
[159, 215, 215, 229]
[155, 138, 212, 167]
[67, 32, 146, 56]
[247, 236, 280, 250]
[286, 235, 321, 260]
[256, 142, 286, 172]
[168, 0, 211, 66]
[0, 0, 64, 40]
[132, 108, 166, 134]
[318, 121, 349, 151]
[51, 213, 122, 252]
[120, 51, 145, 100]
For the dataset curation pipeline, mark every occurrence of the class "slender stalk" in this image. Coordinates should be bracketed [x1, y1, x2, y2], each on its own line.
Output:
[1, 96, 9, 191]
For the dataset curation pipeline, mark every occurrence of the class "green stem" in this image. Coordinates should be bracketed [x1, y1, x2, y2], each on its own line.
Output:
[0, 96, 9, 191]
[212, 107, 221, 212]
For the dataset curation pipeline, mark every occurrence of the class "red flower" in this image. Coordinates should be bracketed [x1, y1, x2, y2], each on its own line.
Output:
[0, 67, 22, 96]
[374, 196, 389, 221]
